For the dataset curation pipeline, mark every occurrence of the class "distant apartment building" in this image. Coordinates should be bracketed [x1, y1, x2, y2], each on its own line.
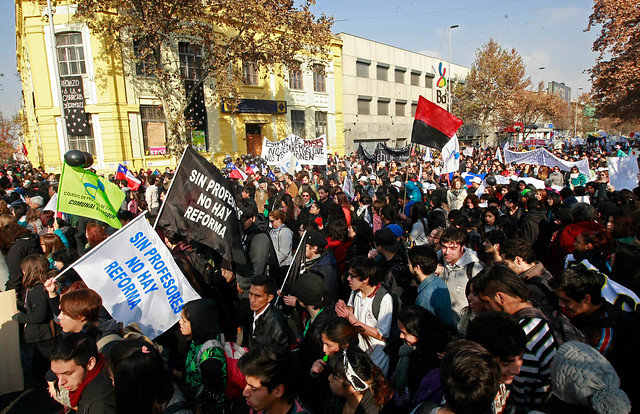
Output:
[548, 81, 572, 103]
[337, 33, 470, 152]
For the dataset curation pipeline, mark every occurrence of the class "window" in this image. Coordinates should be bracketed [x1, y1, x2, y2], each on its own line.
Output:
[411, 72, 420, 86]
[315, 111, 327, 137]
[395, 101, 405, 117]
[411, 102, 418, 116]
[425, 75, 434, 89]
[291, 110, 305, 138]
[395, 69, 405, 83]
[376, 65, 388, 81]
[313, 64, 326, 92]
[356, 61, 369, 78]
[179, 42, 202, 80]
[56, 32, 86, 76]
[243, 61, 259, 86]
[357, 98, 370, 115]
[133, 38, 157, 77]
[67, 115, 95, 155]
[140, 105, 167, 155]
[377, 99, 389, 116]
[289, 68, 303, 90]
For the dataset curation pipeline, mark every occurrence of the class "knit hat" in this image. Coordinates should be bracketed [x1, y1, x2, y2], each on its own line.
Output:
[292, 271, 325, 308]
[551, 341, 630, 413]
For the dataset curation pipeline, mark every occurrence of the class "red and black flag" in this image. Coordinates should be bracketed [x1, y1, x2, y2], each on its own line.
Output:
[411, 96, 463, 150]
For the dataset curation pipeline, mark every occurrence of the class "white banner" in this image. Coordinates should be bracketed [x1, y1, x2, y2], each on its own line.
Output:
[69, 214, 200, 338]
[607, 156, 639, 191]
[504, 148, 590, 176]
[261, 134, 327, 166]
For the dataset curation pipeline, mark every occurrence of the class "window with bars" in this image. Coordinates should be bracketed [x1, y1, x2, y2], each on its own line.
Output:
[56, 32, 86, 76]
[313, 64, 326, 92]
[315, 111, 327, 137]
[395, 69, 405, 83]
[395, 102, 405, 117]
[243, 61, 259, 85]
[289, 69, 303, 89]
[133, 38, 158, 77]
[67, 115, 95, 155]
[357, 99, 370, 115]
[356, 61, 369, 78]
[377, 65, 388, 81]
[291, 110, 305, 138]
[140, 105, 168, 154]
[179, 42, 203, 80]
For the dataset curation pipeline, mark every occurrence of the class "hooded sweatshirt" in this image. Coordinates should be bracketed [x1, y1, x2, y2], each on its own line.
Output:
[441, 248, 483, 325]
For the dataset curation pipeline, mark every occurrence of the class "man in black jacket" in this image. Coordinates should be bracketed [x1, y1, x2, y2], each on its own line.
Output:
[244, 274, 290, 351]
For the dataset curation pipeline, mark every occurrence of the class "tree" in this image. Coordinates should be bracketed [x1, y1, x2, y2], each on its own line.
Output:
[0, 113, 21, 163]
[72, 0, 333, 155]
[454, 39, 530, 146]
[587, 0, 640, 121]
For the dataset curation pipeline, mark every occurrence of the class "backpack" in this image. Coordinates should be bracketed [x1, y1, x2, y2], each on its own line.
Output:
[196, 337, 248, 400]
[516, 305, 587, 347]
[371, 282, 404, 373]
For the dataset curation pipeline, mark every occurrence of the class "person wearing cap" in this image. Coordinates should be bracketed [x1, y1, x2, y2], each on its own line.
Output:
[374, 228, 414, 305]
[364, 174, 377, 198]
[293, 271, 337, 413]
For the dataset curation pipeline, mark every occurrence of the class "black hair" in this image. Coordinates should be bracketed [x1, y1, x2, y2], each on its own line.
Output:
[238, 344, 297, 404]
[549, 266, 604, 305]
[50, 248, 80, 268]
[117, 210, 134, 223]
[407, 245, 438, 275]
[474, 265, 531, 301]
[250, 274, 276, 296]
[348, 256, 382, 286]
[439, 340, 501, 414]
[466, 311, 526, 360]
[163, 228, 186, 245]
[500, 238, 535, 263]
[50, 332, 99, 368]
[107, 339, 173, 414]
[398, 305, 455, 354]
[238, 200, 258, 220]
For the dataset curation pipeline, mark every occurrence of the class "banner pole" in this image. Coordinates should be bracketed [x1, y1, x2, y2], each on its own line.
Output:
[153, 146, 189, 229]
[274, 230, 306, 307]
[53, 212, 149, 282]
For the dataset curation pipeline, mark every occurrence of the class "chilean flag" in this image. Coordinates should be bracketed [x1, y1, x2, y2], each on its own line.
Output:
[411, 96, 463, 150]
[226, 163, 247, 181]
[115, 164, 141, 191]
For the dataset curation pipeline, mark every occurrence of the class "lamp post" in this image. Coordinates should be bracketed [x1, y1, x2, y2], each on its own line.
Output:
[447, 24, 459, 113]
[574, 87, 583, 138]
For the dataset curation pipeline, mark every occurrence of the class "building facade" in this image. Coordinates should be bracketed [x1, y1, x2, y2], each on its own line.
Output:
[15, 1, 344, 173]
[548, 81, 572, 104]
[338, 33, 470, 152]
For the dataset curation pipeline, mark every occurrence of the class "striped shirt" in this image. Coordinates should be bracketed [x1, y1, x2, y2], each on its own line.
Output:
[511, 310, 557, 412]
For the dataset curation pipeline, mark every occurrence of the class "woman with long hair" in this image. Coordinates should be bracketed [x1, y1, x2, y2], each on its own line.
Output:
[568, 229, 613, 275]
[327, 347, 393, 414]
[544, 191, 563, 225]
[334, 191, 353, 226]
[108, 338, 192, 414]
[392, 305, 456, 410]
[461, 194, 482, 221]
[310, 317, 367, 376]
[410, 202, 430, 246]
[482, 206, 502, 234]
[0, 221, 42, 294]
[446, 177, 467, 211]
[12, 254, 60, 382]
[40, 233, 65, 268]
[85, 222, 107, 253]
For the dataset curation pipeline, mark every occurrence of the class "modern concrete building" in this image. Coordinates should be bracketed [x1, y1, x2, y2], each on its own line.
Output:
[548, 81, 572, 104]
[337, 33, 470, 152]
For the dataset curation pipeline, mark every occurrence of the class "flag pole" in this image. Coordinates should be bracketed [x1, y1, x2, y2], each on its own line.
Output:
[401, 142, 415, 214]
[274, 230, 306, 307]
[153, 146, 189, 229]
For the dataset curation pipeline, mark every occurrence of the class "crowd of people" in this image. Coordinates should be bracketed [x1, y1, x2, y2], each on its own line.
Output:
[2, 141, 640, 414]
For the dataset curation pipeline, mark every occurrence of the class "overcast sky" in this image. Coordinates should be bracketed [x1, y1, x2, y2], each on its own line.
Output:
[0, 0, 598, 117]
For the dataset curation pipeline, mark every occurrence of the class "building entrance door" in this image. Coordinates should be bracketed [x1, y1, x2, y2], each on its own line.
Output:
[245, 123, 263, 156]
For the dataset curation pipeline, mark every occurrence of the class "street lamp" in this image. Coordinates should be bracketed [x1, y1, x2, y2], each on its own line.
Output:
[574, 87, 583, 137]
[448, 24, 459, 113]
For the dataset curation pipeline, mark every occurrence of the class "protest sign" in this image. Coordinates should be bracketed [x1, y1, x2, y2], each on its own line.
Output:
[357, 143, 376, 164]
[262, 134, 327, 166]
[67, 214, 200, 338]
[60, 76, 90, 136]
[374, 143, 411, 162]
[156, 146, 244, 264]
[607, 155, 639, 191]
[504, 148, 590, 176]
[0, 290, 23, 393]
[57, 162, 126, 229]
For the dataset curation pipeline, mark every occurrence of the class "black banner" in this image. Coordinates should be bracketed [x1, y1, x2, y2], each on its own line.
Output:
[60, 76, 90, 136]
[356, 143, 376, 164]
[156, 147, 244, 264]
[374, 143, 411, 162]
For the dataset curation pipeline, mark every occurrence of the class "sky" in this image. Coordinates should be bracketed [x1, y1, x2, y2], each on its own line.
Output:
[0, 0, 598, 117]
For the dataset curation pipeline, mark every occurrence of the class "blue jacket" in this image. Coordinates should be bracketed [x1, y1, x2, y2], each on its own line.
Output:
[415, 274, 453, 326]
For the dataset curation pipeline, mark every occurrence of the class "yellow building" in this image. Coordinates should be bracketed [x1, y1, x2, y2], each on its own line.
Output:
[15, 1, 344, 174]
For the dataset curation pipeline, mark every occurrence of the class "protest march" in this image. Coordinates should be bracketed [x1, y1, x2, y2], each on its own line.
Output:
[2, 96, 640, 414]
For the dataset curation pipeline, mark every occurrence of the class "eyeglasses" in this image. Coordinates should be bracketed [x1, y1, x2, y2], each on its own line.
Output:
[302, 194, 310, 197]
[269, 220, 275, 223]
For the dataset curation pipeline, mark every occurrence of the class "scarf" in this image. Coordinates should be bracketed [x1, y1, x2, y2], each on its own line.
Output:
[68, 353, 106, 408]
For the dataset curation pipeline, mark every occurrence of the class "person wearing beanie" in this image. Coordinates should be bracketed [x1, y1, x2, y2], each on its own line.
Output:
[293, 271, 337, 413]
[546, 341, 630, 414]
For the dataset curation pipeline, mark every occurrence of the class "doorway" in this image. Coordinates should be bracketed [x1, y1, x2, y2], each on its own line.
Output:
[245, 123, 263, 156]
